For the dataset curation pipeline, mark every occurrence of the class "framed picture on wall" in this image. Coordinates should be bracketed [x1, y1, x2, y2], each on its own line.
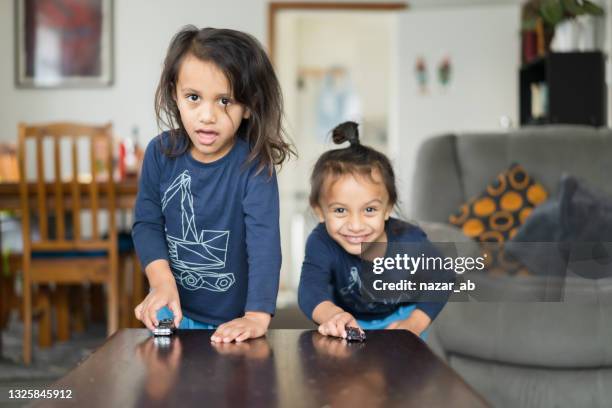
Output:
[15, 0, 113, 88]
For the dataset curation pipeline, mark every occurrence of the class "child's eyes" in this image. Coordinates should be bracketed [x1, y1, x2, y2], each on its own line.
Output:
[333, 207, 378, 214]
[218, 97, 232, 106]
[186, 94, 200, 102]
[184, 95, 232, 106]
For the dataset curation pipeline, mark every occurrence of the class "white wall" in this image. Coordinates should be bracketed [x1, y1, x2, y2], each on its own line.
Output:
[395, 4, 521, 217]
[0, 0, 524, 293]
[0, 0, 266, 144]
[0, 0, 530, 149]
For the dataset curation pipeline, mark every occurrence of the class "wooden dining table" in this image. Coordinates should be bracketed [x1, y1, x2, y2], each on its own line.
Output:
[30, 329, 489, 408]
[0, 179, 139, 211]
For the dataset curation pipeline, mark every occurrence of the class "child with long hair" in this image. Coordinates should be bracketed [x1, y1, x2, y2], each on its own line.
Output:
[299, 121, 449, 338]
[133, 26, 294, 342]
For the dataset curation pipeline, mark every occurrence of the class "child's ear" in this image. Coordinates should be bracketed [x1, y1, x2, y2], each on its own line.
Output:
[384, 205, 392, 221]
[243, 108, 251, 119]
[313, 206, 325, 222]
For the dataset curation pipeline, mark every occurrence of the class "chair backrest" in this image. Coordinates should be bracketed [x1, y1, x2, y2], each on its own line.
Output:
[18, 122, 117, 254]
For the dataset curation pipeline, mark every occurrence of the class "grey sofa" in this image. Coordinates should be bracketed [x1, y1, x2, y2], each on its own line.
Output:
[412, 126, 612, 408]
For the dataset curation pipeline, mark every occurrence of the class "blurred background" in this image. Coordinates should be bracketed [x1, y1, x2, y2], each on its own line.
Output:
[1, 1, 611, 406]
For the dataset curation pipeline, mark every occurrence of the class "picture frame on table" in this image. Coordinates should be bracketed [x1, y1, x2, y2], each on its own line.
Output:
[15, 0, 114, 88]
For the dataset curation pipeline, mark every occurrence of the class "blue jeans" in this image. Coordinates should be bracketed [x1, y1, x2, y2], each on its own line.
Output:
[156, 306, 217, 329]
[356, 304, 429, 340]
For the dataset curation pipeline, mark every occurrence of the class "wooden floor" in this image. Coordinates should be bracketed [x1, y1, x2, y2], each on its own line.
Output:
[0, 314, 107, 406]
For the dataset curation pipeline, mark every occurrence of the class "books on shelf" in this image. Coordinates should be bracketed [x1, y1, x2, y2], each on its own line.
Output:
[530, 82, 548, 120]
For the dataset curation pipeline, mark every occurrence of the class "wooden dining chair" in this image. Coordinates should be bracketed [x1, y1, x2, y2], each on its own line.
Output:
[18, 122, 119, 365]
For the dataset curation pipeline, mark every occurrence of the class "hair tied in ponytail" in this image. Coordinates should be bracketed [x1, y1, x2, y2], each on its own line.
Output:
[331, 121, 360, 147]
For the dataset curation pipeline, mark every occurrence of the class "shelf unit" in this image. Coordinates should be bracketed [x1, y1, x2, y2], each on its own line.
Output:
[519, 51, 606, 127]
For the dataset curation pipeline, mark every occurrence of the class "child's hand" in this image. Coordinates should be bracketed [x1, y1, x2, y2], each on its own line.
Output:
[385, 309, 431, 336]
[211, 311, 271, 343]
[318, 311, 361, 339]
[134, 278, 182, 331]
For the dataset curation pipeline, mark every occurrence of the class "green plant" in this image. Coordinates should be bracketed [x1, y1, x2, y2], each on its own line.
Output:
[521, 0, 543, 31]
[539, 0, 604, 27]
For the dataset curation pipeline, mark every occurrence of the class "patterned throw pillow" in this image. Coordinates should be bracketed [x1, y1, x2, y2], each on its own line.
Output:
[449, 163, 549, 275]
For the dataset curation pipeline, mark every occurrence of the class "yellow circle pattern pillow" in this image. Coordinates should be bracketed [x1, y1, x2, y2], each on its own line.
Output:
[449, 163, 548, 275]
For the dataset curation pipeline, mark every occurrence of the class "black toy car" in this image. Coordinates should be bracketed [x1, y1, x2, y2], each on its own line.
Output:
[345, 326, 366, 342]
[153, 318, 176, 336]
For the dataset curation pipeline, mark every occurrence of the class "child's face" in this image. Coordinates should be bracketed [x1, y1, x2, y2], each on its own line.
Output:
[175, 54, 250, 163]
[315, 170, 392, 256]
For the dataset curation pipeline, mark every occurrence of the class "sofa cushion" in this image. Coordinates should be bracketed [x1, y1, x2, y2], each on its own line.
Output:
[455, 127, 612, 202]
[447, 353, 612, 408]
[417, 221, 473, 243]
[447, 164, 547, 276]
[412, 127, 612, 224]
[411, 134, 465, 222]
[435, 297, 612, 369]
[449, 163, 548, 244]
[509, 174, 612, 279]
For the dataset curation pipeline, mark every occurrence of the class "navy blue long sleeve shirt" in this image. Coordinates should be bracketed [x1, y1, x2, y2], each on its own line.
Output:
[132, 132, 281, 325]
[298, 218, 449, 322]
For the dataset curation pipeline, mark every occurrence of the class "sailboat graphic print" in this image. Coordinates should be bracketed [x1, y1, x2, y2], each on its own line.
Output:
[162, 170, 234, 292]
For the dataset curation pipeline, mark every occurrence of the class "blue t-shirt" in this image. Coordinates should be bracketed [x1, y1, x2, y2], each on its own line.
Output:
[298, 218, 449, 322]
[132, 132, 281, 325]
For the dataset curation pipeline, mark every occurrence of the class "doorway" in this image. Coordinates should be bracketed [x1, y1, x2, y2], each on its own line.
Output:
[269, 2, 407, 299]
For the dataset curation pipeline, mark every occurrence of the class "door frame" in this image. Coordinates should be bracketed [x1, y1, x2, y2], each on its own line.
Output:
[267, 2, 408, 63]
[269, 2, 407, 291]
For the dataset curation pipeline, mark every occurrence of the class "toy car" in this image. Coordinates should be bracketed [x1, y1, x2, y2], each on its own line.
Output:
[345, 326, 366, 342]
[153, 335, 172, 347]
[153, 318, 176, 336]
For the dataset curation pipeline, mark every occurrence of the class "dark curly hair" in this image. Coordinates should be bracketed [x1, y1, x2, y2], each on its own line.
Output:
[155, 25, 295, 175]
[309, 121, 398, 209]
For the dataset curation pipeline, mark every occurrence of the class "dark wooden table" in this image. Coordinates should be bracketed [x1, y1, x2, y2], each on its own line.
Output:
[31, 329, 488, 408]
[0, 180, 139, 211]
